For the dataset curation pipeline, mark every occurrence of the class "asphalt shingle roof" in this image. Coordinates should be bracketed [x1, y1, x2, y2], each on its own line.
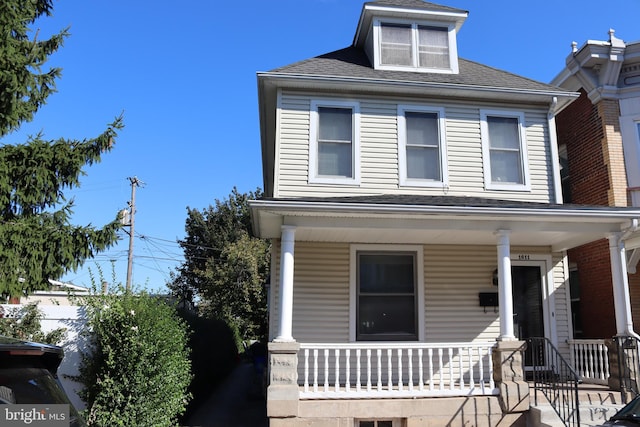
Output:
[365, 0, 467, 14]
[270, 47, 565, 93]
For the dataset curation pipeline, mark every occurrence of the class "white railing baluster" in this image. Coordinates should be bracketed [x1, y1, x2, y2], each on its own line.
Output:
[345, 349, 351, 392]
[438, 348, 444, 391]
[356, 349, 361, 392]
[376, 349, 382, 392]
[458, 348, 464, 390]
[366, 349, 372, 391]
[477, 347, 484, 393]
[408, 348, 413, 391]
[387, 349, 392, 390]
[418, 348, 424, 391]
[428, 348, 434, 391]
[313, 349, 319, 393]
[488, 347, 495, 389]
[397, 348, 403, 391]
[335, 349, 340, 392]
[603, 343, 610, 380]
[324, 349, 329, 392]
[448, 347, 454, 390]
[304, 349, 309, 393]
[467, 347, 474, 389]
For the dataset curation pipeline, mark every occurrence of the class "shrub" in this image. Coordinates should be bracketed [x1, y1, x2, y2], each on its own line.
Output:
[75, 287, 191, 427]
[0, 302, 66, 344]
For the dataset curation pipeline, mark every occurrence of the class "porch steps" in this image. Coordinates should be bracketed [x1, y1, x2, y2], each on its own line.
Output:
[529, 385, 624, 427]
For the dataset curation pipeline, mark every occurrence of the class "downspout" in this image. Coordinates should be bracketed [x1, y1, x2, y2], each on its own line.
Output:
[547, 97, 564, 204]
[613, 218, 640, 338]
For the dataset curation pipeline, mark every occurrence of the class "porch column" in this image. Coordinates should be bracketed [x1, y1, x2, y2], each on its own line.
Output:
[275, 225, 296, 342]
[608, 232, 634, 336]
[496, 230, 516, 341]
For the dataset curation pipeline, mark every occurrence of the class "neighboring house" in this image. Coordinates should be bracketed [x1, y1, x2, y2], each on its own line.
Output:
[18, 279, 89, 306]
[249, 1, 640, 426]
[552, 30, 640, 339]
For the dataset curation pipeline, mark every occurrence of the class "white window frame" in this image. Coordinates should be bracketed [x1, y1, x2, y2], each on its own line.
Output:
[373, 18, 459, 74]
[349, 244, 425, 342]
[480, 109, 531, 191]
[309, 99, 361, 185]
[398, 104, 448, 187]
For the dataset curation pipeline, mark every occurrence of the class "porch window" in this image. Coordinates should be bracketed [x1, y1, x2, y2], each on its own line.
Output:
[309, 100, 360, 185]
[356, 252, 417, 341]
[480, 110, 530, 191]
[398, 105, 447, 187]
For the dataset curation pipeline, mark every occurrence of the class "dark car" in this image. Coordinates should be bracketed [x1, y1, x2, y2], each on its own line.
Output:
[0, 335, 86, 426]
[597, 395, 640, 426]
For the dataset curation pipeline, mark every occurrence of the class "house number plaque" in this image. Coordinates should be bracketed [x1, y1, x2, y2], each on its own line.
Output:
[516, 254, 531, 260]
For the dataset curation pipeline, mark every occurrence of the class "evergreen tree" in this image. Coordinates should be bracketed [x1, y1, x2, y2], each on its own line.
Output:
[0, 0, 123, 299]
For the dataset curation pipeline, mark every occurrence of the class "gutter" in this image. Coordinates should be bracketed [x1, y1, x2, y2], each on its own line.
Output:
[249, 198, 640, 221]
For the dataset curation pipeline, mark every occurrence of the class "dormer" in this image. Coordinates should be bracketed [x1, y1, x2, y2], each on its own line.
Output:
[354, 0, 468, 74]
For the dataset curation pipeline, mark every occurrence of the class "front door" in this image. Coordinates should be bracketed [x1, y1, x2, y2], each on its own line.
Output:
[512, 265, 545, 367]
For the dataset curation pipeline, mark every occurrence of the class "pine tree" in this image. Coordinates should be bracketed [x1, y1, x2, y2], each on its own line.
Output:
[0, 0, 123, 299]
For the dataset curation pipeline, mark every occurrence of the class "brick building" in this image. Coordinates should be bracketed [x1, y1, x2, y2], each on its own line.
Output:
[553, 30, 640, 338]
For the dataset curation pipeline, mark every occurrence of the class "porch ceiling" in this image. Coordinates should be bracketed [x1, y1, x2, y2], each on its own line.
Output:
[250, 199, 640, 252]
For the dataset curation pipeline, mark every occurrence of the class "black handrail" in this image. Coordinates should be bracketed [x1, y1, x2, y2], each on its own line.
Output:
[528, 337, 581, 427]
[612, 335, 640, 403]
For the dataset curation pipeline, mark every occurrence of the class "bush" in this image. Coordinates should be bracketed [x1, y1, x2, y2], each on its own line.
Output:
[75, 287, 191, 427]
[0, 302, 66, 344]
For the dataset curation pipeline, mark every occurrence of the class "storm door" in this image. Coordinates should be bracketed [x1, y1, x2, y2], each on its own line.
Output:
[511, 265, 545, 367]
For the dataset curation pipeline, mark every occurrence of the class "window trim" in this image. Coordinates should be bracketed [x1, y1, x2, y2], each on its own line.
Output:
[349, 244, 425, 342]
[373, 18, 458, 74]
[309, 99, 361, 185]
[398, 104, 448, 188]
[480, 109, 531, 191]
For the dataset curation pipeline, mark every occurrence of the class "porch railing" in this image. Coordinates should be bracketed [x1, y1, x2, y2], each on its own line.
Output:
[529, 337, 581, 427]
[298, 342, 497, 399]
[568, 339, 609, 385]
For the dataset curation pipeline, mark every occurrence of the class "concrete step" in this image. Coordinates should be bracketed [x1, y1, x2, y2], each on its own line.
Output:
[529, 385, 625, 426]
[530, 403, 623, 427]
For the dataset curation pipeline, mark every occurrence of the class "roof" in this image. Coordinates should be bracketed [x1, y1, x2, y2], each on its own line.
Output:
[364, 0, 467, 14]
[270, 47, 567, 94]
[259, 194, 638, 212]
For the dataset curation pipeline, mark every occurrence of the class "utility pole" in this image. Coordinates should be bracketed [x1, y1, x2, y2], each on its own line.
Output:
[125, 176, 141, 291]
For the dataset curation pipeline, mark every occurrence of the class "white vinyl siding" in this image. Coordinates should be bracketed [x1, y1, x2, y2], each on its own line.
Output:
[276, 92, 553, 202]
[269, 241, 570, 358]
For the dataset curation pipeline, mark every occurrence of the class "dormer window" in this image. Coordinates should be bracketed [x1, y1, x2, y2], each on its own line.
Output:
[373, 19, 458, 73]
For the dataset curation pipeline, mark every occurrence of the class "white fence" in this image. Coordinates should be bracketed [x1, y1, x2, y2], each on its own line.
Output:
[1, 304, 87, 410]
[298, 342, 497, 399]
[568, 339, 609, 385]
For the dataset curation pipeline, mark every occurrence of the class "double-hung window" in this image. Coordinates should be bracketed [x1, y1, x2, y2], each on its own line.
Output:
[398, 105, 447, 187]
[377, 20, 457, 73]
[309, 100, 360, 185]
[351, 245, 424, 342]
[480, 110, 530, 191]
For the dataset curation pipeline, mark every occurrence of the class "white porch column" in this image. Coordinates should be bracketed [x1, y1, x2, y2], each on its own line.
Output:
[275, 225, 296, 342]
[609, 233, 634, 336]
[497, 230, 516, 341]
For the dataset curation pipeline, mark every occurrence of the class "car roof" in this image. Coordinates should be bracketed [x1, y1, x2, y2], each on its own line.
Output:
[0, 335, 64, 374]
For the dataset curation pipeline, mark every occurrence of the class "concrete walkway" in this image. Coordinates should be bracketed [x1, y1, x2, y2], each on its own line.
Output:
[185, 361, 268, 427]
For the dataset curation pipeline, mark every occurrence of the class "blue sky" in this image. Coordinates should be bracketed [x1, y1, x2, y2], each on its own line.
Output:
[3, 0, 639, 292]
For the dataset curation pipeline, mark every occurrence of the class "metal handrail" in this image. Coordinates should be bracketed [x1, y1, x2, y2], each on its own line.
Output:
[613, 335, 640, 403]
[528, 337, 581, 427]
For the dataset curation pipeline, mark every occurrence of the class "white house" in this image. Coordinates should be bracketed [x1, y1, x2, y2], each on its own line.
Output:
[249, 1, 640, 426]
